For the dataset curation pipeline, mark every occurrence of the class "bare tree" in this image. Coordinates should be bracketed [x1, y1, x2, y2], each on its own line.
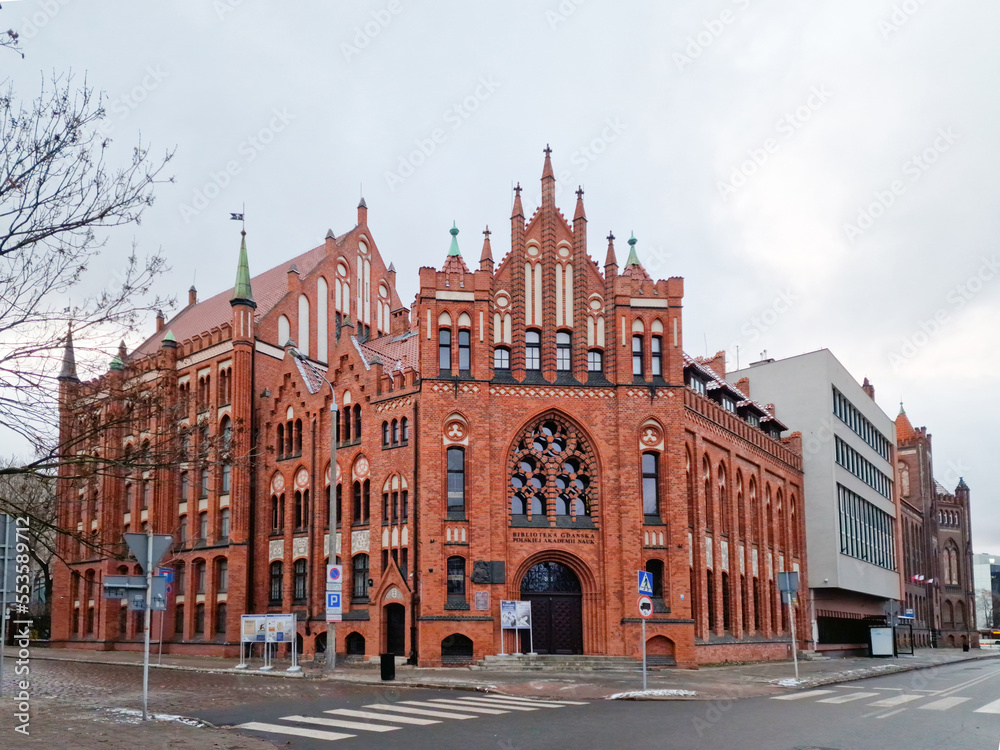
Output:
[0, 464, 55, 612]
[0, 43, 173, 462]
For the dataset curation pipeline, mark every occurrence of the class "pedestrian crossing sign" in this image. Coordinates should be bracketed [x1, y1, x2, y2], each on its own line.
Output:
[638, 570, 653, 595]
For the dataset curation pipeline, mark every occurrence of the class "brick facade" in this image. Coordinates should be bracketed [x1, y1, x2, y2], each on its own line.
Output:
[52, 150, 806, 667]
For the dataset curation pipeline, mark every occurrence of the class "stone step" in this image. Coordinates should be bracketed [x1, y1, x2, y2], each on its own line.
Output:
[476, 654, 647, 672]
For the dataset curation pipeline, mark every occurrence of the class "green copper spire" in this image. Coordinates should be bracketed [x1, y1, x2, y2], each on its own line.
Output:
[625, 232, 641, 266]
[109, 354, 124, 371]
[232, 230, 255, 306]
[447, 222, 461, 256]
[162, 329, 176, 344]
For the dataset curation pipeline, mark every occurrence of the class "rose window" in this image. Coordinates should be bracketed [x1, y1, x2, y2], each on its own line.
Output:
[509, 416, 596, 522]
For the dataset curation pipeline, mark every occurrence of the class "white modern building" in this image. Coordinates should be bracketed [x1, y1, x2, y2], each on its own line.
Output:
[730, 349, 901, 652]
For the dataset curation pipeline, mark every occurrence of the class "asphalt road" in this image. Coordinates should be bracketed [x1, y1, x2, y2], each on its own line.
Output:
[198, 661, 1000, 750]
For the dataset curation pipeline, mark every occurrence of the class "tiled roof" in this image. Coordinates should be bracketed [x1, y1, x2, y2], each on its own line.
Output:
[361, 330, 419, 373]
[895, 410, 916, 441]
[934, 479, 950, 497]
[134, 243, 328, 357]
[684, 353, 786, 429]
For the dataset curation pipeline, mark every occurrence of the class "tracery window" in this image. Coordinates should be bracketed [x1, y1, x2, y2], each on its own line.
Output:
[508, 414, 597, 524]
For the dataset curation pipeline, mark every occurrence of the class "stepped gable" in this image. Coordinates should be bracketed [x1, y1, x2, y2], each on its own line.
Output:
[134, 242, 328, 356]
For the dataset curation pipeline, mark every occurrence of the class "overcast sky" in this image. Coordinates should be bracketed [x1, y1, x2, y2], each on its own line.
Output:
[4, 1, 997, 553]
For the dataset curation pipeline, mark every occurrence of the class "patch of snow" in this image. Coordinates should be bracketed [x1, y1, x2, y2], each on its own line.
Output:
[608, 689, 698, 700]
[103, 708, 206, 727]
[773, 678, 808, 687]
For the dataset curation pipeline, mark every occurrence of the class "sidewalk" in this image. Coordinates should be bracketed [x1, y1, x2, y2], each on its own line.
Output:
[8, 644, 998, 701]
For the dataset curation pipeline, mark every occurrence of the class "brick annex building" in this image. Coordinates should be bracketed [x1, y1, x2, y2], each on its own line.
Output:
[895, 407, 978, 648]
[53, 151, 808, 667]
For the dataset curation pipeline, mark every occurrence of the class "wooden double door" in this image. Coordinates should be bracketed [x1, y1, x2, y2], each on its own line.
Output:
[520, 561, 583, 655]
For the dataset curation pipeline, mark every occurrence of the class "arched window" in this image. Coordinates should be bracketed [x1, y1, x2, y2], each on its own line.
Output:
[215, 602, 227, 635]
[221, 462, 231, 494]
[718, 463, 728, 534]
[651, 335, 663, 377]
[295, 489, 309, 530]
[198, 511, 208, 541]
[353, 554, 370, 599]
[525, 330, 541, 371]
[270, 495, 281, 532]
[382, 421, 390, 447]
[898, 462, 910, 497]
[353, 404, 361, 438]
[439, 327, 452, 371]
[352, 481, 362, 524]
[293, 559, 307, 601]
[447, 447, 465, 515]
[642, 452, 660, 517]
[200, 465, 209, 498]
[556, 331, 571, 371]
[646, 559, 665, 599]
[765, 486, 773, 548]
[494, 347, 511, 370]
[446, 556, 466, 603]
[363, 479, 370, 523]
[750, 478, 759, 542]
[686, 449, 695, 527]
[391, 419, 399, 445]
[194, 560, 206, 593]
[632, 335, 644, 377]
[509, 413, 596, 523]
[276, 423, 284, 459]
[736, 470, 745, 539]
[194, 603, 205, 635]
[587, 349, 603, 373]
[174, 603, 184, 638]
[269, 561, 283, 603]
[458, 328, 471, 371]
[220, 508, 230, 539]
[703, 457, 713, 531]
[220, 416, 232, 452]
[294, 419, 303, 455]
[401, 417, 409, 443]
[178, 514, 188, 544]
[207, 558, 224, 596]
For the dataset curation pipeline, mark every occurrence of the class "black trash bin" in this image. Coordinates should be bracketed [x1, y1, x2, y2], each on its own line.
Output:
[963, 643, 970, 652]
[380, 653, 395, 681]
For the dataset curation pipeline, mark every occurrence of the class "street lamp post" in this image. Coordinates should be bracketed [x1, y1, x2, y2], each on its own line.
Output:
[286, 343, 337, 673]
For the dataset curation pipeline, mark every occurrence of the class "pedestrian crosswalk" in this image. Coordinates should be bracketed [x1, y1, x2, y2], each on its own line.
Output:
[235, 695, 589, 744]
[770, 688, 1000, 716]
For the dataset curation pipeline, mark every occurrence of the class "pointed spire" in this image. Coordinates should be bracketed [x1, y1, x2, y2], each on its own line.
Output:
[358, 196, 367, 209]
[542, 144, 554, 180]
[231, 230, 256, 308]
[442, 223, 470, 274]
[898, 400, 906, 415]
[480, 226, 493, 261]
[58, 324, 78, 382]
[387, 262, 396, 273]
[162, 329, 177, 347]
[625, 233, 640, 266]
[574, 186, 587, 222]
[621, 233, 651, 281]
[511, 183, 524, 219]
[604, 231, 617, 269]
[447, 222, 461, 256]
[118, 340, 127, 361]
[109, 354, 124, 371]
[895, 404, 916, 441]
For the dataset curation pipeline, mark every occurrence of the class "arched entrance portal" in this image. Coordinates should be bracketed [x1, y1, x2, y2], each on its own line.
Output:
[520, 561, 583, 654]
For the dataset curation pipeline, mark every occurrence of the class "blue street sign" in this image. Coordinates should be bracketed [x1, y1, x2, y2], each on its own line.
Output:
[638, 570, 653, 595]
[156, 568, 174, 583]
[326, 592, 342, 609]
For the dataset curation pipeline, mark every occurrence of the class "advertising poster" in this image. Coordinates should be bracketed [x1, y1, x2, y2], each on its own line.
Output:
[514, 600, 532, 629]
[500, 600, 517, 629]
[241, 615, 266, 642]
[266, 613, 295, 643]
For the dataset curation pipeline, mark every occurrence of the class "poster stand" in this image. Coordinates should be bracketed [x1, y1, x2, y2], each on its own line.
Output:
[500, 600, 533, 655]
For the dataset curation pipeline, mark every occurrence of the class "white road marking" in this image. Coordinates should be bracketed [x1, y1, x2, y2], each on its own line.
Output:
[470, 696, 567, 707]
[452, 697, 539, 711]
[874, 708, 909, 719]
[420, 700, 509, 714]
[363, 703, 478, 720]
[771, 690, 836, 700]
[237, 721, 355, 741]
[919, 697, 971, 711]
[975, 698, 1000, 714]
[486, 695, 589, 705]
[326, 709, 440, 725]
[817, 692, 879, 704]
[868, 694, 922, 708]
[280, 714, 400, 732]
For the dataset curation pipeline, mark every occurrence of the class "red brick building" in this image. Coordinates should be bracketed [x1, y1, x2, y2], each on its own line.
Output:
[52, 150, 806, 667]
[896, 407, 978, 648]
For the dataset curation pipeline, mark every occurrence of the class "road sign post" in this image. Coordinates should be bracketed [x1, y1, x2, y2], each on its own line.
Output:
[638, 591, 653, 691]
[123, 532, 172, 720]
[778, 572, 800, 679]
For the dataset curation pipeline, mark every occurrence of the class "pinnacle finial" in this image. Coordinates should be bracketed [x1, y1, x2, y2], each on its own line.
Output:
[58, 324, 78, 382]
[447, 222, 461, 256]
[232, 229, 256, 307]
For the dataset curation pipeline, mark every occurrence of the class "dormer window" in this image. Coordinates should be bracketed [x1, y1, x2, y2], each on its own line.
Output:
[723, 396, 737, 414]
[687, 372, 707, 395]
[747, 412, 760, 428]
